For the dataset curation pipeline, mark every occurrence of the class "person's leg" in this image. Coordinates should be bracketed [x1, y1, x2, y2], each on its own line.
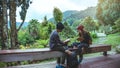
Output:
[77, 43, 89, 63]
[57, 57, 61, 64]
[52, 46, 65, 64]
[52, 45, 67, 66]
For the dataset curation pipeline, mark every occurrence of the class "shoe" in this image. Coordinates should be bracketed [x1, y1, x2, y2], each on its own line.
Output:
[56, 64, 66, 68]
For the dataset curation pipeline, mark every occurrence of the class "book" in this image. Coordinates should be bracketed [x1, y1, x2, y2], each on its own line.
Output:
[64, 39, 70, 43]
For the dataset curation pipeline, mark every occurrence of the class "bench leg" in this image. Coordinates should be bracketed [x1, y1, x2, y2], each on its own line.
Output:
[103, 51, 107, 56]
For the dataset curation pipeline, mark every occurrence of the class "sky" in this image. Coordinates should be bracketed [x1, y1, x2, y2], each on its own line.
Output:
[16, 0, 98, 22]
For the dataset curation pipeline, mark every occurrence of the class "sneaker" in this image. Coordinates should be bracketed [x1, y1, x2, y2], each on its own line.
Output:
[56, 64, 66, 68]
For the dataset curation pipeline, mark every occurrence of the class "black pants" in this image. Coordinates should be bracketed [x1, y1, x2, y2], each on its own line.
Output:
[51, 45, 67, 64]
[72, 42, 89, 63]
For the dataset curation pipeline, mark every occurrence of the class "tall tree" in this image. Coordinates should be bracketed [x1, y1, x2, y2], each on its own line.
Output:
[42, 16, 48, 26]
[81, 16, 97, 32]
[96, 0, 120, 25]
[9, 0, 18, 49]
[0, 0, 8, 49]
[62, 21, 75, 38]
[0, 0, 31, 49]
[28, 19, 40, 40]
[53, 7, 63, 24]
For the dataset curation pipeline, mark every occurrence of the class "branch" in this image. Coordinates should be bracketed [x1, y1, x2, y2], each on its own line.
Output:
[17, 20, 24, 32]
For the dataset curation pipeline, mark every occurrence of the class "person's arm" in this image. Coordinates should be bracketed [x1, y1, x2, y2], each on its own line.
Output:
[87, 32, 92, 45]
[54, 33, 64, 45]
[77, 32, 84, 41]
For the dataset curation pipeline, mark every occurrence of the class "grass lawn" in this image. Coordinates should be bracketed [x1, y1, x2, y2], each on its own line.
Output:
[103, 32, 120, 48]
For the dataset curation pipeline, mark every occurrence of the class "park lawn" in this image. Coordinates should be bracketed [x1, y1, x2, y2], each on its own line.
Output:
[103, 32, 120, 48]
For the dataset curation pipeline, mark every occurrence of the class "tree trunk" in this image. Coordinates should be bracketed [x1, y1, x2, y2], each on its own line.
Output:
[2, 0, 8, 49]
[0, 4, 4, 49]
[0, 0, 8, 50]
[9, 0, 18, 49]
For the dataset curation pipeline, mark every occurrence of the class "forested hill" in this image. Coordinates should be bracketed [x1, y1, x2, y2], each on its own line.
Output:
[49, 7, 96, 25]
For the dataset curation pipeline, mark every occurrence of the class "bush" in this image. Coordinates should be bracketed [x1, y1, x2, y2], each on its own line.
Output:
[115, 45, 120, 53]
[0, 62, 6, 67]
[91, 33, 98, 38]
[30, 39, 49, 48]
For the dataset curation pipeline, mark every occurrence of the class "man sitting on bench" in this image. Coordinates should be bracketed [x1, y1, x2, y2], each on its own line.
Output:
[49, 22, 72, 67]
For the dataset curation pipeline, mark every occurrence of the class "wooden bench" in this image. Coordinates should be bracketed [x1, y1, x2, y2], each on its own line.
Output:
[0, 44, 111, 68]
[83, 44, 111, 56]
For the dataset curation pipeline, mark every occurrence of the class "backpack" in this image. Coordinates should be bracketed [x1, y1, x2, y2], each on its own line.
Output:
[67, 52, 78, 68]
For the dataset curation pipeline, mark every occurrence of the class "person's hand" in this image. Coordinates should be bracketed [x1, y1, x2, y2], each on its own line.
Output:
[77, 37, 84, 41]
[65, 50, 72, 55]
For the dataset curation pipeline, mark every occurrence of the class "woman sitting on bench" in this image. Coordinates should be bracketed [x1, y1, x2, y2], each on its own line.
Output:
[72, 24, 92, 63]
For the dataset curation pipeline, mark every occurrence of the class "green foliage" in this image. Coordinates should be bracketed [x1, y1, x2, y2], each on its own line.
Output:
[81, 16, 97, 31]
[115, 45, 120, 53]
[114, 18, 120, 31]
[48, 23, 55, 34]
[33, 39, 48, 48]
[28, 19, 40, 39]
[103, 33, 120, 48]
[19, 0, 31, 21]
[41, 16, 48, 26]
[61, 21, 76, 38]
[18, 30, 34, 45]
[19, 45, 26, 49]
[96, 0, 120, 25]
[72, 19, 82, 30]
[91, 32, 98, 38]
[39, 26, 49, 40]
[0, 62, 6, 67]
[53, 7, 63, 23]
[39, 22, 55, 40]
[99, 25, 112, 34]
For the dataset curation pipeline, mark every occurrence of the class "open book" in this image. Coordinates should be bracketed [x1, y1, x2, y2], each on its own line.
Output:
[64, 39, 70, 43]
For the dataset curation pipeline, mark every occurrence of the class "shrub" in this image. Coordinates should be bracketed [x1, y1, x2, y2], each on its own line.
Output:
[115, 45, 120, 53]
[91, 33, 98, 38]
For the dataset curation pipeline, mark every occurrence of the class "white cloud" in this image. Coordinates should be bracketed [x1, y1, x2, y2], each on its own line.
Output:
[16, 0, 98, 22]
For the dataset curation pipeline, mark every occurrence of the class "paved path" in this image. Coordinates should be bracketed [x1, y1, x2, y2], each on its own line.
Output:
[79, 54, 120, 68]
[8, 54, 120, 68]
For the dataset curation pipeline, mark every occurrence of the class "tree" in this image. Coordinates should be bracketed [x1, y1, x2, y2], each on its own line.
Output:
[53, 7, 63, 24]
[42, 16, 48, 26]
[28, 19, 40, 40]
[96, 0, 120, 25]
[81, 16, 97, 32]
[0, 0, 8, 49]
[114, 18, 120, 32]
[0, 0, 31, 49]
[62, 21, 76, 38]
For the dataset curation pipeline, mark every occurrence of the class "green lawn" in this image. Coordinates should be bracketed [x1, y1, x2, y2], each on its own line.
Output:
[103, 32, 120, 48]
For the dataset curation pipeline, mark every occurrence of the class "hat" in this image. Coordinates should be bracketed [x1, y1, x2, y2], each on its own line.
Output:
[56, 22, 64, 30]
[77, 25, 84, 31]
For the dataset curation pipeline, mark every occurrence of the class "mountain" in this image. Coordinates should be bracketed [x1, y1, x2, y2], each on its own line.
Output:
[48, 7, 96, 25]
[8, 22, 28, 28]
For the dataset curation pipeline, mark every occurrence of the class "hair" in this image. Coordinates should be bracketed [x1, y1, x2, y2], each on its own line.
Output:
[56, 22, 64, 30]
[77, 25, 84, 31]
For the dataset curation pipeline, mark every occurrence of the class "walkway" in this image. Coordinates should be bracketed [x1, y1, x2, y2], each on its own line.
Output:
[8, 54, 120, 68]
[79, 54, 120, 68]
